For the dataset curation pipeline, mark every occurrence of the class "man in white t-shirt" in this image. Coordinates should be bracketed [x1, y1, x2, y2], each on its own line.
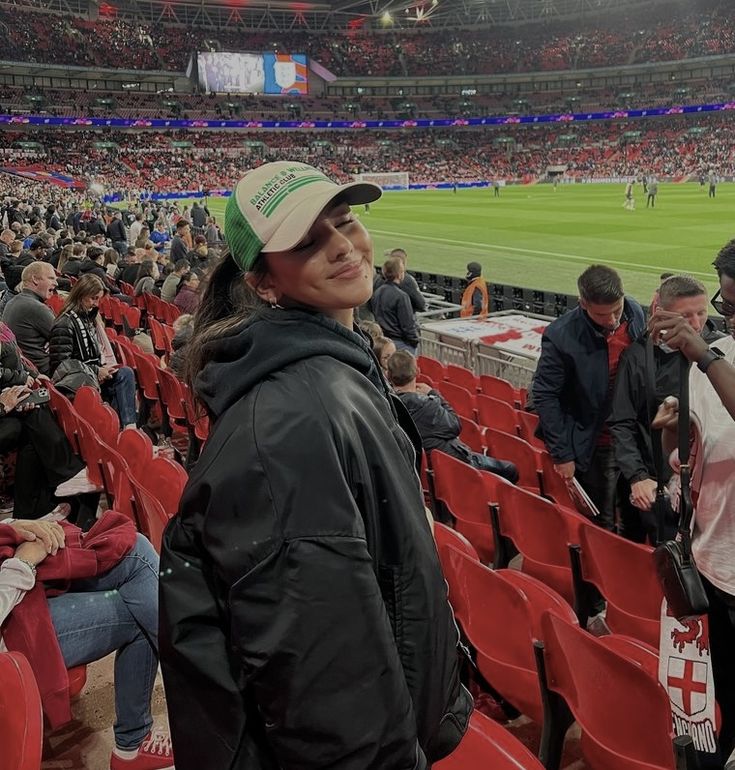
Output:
[651, 238, 735, 765]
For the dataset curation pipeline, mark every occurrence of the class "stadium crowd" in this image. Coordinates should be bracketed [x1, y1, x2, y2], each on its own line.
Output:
[0, 0, 734, 76]
[1, 79, 731, 124]
[1, 114, 734, 196]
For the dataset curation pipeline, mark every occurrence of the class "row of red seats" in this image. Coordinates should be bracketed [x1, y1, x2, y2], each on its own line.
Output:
[434, 522, 691, 770]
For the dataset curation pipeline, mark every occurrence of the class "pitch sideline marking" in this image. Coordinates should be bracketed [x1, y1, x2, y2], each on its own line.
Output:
[368, 228, 712, 278]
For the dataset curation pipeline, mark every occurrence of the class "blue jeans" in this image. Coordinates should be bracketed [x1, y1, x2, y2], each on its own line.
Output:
[102, 366, 137, 427]
[49, 533, 159, 750]
[392, 339, 418, 356]
[469, 452, 519, 483]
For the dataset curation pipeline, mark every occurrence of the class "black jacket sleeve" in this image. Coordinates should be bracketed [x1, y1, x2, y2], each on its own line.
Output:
[48, 318, 75, 376]
[608, 346, 652, 484]
[404, 275, 427, 313]
[532, 331, 575, 463]
[424, 391, 462, 440]
[0, 344, 28, 387]
[397, 293, 420, 347]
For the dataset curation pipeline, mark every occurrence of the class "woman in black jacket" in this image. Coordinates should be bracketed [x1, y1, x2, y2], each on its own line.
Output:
[159, 162, 472, 770]
[49, 275, 137, 428]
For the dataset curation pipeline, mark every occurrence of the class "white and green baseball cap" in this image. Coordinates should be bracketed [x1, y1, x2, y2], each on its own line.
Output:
[225, 162, 382, 271]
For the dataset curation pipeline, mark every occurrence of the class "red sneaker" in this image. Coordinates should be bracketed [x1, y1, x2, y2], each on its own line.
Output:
[110, 730, 174, 770]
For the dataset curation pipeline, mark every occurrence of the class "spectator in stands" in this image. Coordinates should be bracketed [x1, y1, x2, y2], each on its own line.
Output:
[120, 248, 144, 287]
[609, 274, 723, 543]
[649, 241, 735, 765]
[0, 517, 174, 770]
[128, 212, 144, 247]
[358, 319, 383, 345]
[150, 221, 170, 253]
[79, 246, 109, 284]
[373, 247, 426, 313]
[166, 313, 193, 378]
[49, 275, 137, 429]
[20, 238, 47, 265]
[533, 264, 645, 533]
[160, 259, 189, 303]
[373, 336, 396, 377]
[388, 350, 519, 482]
[134, 226, 150, 251]
[0, 229, 15, 259]
[460, 261, 489, 318]
[45, 204, 62, 231]
[159, 162, 470, 770]
[107, 211, 128, 256]
[3, 262, 57, 375]
[187, 235, 212, 270]
[172, 271, 200, 315]
[190, 200, 208, 229]
[204, 216, 220, 246]
[372, 256, 420, 354]
[103, 247, 120, 280]
[170, 220, 190, 263]
[133, 259, 158, 296]
[60, 242, 85, 278]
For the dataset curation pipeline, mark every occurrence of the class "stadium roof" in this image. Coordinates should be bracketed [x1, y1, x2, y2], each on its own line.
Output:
[34, 0, 682, 31]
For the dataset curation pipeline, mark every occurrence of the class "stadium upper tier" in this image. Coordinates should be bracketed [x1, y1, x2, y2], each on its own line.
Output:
[2, 115, 733, 196]
[2, 1, 734, 77]
[1, 79, 730, 123]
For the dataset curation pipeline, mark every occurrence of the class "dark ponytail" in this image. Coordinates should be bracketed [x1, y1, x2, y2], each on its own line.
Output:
[183, 250, 266, 389]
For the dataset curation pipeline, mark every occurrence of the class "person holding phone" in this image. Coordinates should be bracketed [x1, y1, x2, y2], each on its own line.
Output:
[0, 325, 87, 518]
[49, 275, 137, 429]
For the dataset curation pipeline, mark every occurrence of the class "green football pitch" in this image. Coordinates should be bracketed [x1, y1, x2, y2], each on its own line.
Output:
[201, 183, 732, 303]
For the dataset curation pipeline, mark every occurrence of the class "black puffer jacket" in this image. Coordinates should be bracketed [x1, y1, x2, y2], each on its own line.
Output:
[159, 308, 471, 770]
[49, 309, 101, 376]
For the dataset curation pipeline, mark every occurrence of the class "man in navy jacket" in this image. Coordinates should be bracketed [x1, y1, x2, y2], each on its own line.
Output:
[532, 264, 645, 531]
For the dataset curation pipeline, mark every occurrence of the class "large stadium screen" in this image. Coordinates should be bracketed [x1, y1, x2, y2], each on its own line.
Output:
[197, 52, 308, 95]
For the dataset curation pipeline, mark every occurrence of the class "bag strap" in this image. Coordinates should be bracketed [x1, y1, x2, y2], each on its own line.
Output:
[676, 351, 695, 545]
[645, 338, 694, 544]
[644, 335, 666, 495]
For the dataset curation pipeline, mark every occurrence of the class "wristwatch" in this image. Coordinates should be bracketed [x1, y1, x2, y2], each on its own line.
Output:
[15, 558, 37, 577]
[697, 346, 725, 373]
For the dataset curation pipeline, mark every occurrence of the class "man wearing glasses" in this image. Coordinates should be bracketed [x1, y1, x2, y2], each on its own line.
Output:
[650, 239, 735, 767]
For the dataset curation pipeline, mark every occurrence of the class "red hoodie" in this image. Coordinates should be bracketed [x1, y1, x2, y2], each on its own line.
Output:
[0, 511, 137, 727]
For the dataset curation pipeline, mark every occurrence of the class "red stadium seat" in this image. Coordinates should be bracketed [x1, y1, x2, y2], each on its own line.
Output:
[129, 475, 171, 553]
[537, 612, 678, 770]
[417, 355, 446, 383]
[458, 416, 485, 454]
[147, 316, 168, 358]
[0, 651, 43, 770]
[479, 374, 517, 406]
[119, 281, 135, 297]
[436, 381, 477, 421]
[574, 520, 663, 647]
[116, 428, 155, 480]
[433, 526, 477, 630]
[46, 293, 63, 315]
[445, 546, 576, 724]
[123, 306, 141, 336]
[517, 410, 546, 450]
[430, 451, 507, 564]
[47, 384, 81, 455]
[484, 428, 541, 492]
[74, 385, 119, 446]
[435, 711, 545, 770]
[537, 450, 578, 510]
[67, 665, 88, 699]
[493, 483, 586, 603]
[475, 394, 519, 436]
[445, 363, 478, 393]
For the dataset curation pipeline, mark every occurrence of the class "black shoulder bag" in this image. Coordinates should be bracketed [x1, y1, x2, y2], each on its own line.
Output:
[650, 340, 709, 619]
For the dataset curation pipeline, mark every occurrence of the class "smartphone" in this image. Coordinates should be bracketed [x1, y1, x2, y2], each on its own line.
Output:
[23, 388, 50, 406]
